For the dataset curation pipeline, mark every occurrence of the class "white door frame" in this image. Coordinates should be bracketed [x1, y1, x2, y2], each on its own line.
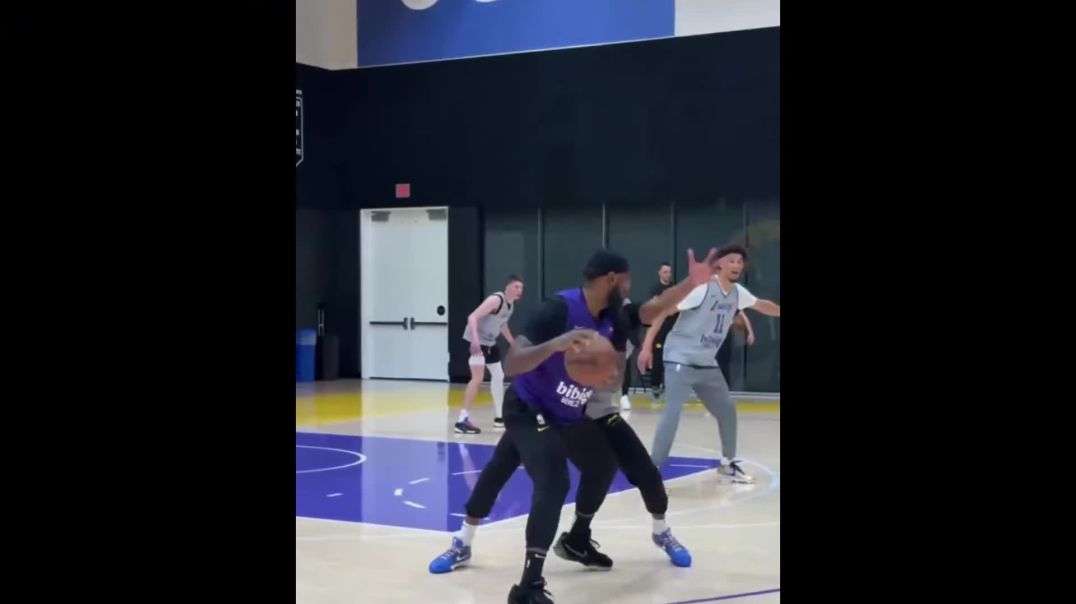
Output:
[360, 206, 449, 381]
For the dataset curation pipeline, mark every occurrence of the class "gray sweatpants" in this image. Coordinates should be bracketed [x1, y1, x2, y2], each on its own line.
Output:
[650, 362, 737, 467]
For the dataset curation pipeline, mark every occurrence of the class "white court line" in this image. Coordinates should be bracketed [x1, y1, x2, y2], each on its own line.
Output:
[576, 453, 780, 527]
[670, 463, 711, 468]
[296, 438, 779, 537]
[475, 467, 731, 529]
[295, 445, 368, 474]
[295, 516, 447, 537]
[403, 501, 426, 509]
[453, 466, 524, 477]
[295, 520, 779, 543]
[598, 521, 780, 531]
[326, 493, 342, 498]
[409, 477, 430, 485]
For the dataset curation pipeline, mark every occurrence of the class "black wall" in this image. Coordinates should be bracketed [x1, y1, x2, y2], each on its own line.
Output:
[295, 208, 333, 331]
[295, 208, 361, 378]
[481, 200, 780, 392]
[296, 66, 358, 376]
[295, 27, 780, 389]
[296, 65, 345, 211]
[330, 28, 779, 210]
[447, 207, 482, 381]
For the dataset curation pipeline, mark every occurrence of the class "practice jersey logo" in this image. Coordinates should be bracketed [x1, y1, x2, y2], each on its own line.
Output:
[555, 381, 594, 408]
[295, 90, 304, 167]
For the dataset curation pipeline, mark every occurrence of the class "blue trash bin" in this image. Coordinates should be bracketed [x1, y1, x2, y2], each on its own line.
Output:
[296, 329, 317, 382]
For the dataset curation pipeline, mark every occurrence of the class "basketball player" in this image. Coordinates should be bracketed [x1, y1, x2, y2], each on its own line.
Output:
[649, 262, 756, 393]
[429, 249, 714, 603]
[458, 275, 523, 434]
[428, 298, 693, 583]
[639, 245, 780, 483]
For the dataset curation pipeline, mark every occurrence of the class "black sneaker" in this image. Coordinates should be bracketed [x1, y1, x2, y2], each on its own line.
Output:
[454, 419, 481, 435]
[552, 531, 613, 570]
[493, 417, 505, 431]
[507, 578, 554, 603]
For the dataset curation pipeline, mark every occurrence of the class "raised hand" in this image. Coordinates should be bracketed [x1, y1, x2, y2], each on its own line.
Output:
[686, 247, 718, 285]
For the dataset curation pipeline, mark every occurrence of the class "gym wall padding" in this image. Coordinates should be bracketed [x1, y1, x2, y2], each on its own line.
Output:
[295, 28, 779, 389]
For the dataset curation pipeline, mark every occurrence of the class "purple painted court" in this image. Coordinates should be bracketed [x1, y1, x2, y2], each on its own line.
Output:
[296, 432, 721, 532]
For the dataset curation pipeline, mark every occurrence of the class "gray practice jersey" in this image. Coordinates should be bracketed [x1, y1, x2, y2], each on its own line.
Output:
[462, 292, 514, 346]
[663, 280, 756, 367]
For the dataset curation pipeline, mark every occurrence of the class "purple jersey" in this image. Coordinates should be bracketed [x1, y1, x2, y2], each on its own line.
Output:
[513, 288, 617, 425]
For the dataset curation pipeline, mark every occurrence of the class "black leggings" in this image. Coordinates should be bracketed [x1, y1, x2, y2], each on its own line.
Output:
[652, 341, 667, 390]
[465, 388, 617, 550]
[592, 411, 668, 515]
[464, 397, 667, 543]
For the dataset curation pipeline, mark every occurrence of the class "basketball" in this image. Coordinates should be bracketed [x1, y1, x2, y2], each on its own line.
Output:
[564, 335, 619, 387]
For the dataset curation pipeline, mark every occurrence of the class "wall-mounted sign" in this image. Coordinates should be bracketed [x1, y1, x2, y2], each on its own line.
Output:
[296, 90, 304, 167]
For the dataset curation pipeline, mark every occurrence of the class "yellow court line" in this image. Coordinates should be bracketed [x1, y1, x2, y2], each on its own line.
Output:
[296, 390, 778, 427]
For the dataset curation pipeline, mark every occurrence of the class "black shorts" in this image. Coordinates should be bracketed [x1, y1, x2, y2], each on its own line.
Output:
[465, 341, 502, 365]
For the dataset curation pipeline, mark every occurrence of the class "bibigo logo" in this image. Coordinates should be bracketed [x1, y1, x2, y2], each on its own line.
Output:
[555, 381, 593, 408]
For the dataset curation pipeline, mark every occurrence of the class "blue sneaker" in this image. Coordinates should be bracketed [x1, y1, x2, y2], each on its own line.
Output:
[653, 529, 692, 567]
[428, 537, 471, 574]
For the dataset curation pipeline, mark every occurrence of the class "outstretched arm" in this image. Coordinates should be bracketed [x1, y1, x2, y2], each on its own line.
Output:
[638, 248, 718, 324]
[735, 283, 780, 317]
[748, 300, 780, 317]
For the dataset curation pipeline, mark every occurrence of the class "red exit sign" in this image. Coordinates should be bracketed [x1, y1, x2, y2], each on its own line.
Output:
[395, 183, 411, 199]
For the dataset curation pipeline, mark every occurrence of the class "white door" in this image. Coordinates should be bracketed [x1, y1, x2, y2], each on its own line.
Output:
[360, 207, 449, 380]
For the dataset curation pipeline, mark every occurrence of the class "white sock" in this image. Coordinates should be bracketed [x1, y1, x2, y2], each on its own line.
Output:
[457, 521, 478, 546]
[652, 518, 668, 535]
[489, 362, 505, 418]
[458, 409, 469, 423]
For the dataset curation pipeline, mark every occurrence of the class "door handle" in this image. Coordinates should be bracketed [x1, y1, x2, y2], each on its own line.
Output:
[409, 317, 449, 327]
[369, 317, 408, 330]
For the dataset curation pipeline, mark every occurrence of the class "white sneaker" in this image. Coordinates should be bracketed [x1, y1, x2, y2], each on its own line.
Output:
[620, 395, 632, 410]
[717, 460, 755, 484]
